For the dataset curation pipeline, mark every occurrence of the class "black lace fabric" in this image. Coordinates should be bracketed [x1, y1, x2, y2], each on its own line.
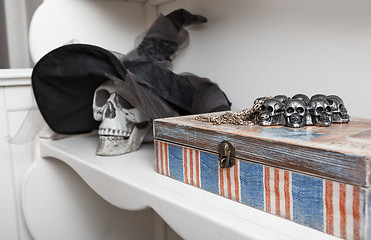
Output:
[29, 9, 231, 135]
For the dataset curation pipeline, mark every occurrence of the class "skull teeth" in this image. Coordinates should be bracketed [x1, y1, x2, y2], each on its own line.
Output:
[289, 114, 302, 123]
[320, 114, 330, 122]
[98, 128, 131, 137]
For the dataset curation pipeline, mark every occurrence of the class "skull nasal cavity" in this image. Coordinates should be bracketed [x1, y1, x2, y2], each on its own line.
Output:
[105, 102, 116, 118]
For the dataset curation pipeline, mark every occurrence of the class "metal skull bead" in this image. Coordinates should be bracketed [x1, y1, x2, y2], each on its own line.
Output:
[326, 95, 350, 123]
[92, 80, 151, 156]
[258, 98, 285, 126]
[292, 94, 310, 105]
[292, 94, 312, 126]
[308, 98, 332, 127]
[284, 99, 307, 128]
[274, 95, 288, 105]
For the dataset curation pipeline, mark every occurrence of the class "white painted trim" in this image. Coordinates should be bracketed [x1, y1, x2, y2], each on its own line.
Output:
[0, 87, 20, 240]
[0, 69, 32, 86]
[21, 138, 40, 240]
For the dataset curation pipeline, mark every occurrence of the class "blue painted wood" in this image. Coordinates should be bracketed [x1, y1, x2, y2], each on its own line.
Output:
[168, 144, 183, 181]
[292, 173, 324, 231]
[240, 161, 265, 211]
[200, 151, 219, 195]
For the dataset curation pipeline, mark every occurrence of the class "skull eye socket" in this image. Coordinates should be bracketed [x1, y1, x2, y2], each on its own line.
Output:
[316, 107, 324, 113]
[326, 106, 332, 113]
[260, 106, 266, 112]
[287, 107, 294, 113]
[268, 106, 274, 114]
[95, 90, 110, 107]
[297, 107, 304, 114]
[117, 95, 134, 109]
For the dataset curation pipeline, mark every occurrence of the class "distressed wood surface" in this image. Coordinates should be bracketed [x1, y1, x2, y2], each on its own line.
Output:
[154, 113, 371, 187]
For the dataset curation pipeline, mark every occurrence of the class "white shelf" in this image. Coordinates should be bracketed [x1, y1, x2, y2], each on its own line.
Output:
[37, 135, 339, 240]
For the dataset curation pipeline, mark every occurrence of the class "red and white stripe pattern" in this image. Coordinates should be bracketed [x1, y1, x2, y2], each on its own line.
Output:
[219, 160, 241, 202]
[324, 180, 363, 240]
[155, 141, 170, 176]
[183, 147, 201, 187]
[264, 166, 293, 220]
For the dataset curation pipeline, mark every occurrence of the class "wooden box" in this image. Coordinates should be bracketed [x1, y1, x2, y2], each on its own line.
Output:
[154, 113, 371, 240]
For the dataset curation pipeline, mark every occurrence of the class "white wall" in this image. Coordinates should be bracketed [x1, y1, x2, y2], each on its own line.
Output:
[159, 0, 371, 119]
[0, 0, 9, 68]
[0, 0, 42, 68]
[29, 0, 146, 63]
[25, 0, 371, 118]
[3, 0, 371, 113]
[3, 0, 30, 68]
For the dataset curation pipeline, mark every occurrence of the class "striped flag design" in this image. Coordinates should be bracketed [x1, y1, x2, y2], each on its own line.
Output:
[264, 166, 293, 220]
[219, 160, 241, 202]
[183, 147, 201, 187]
[154, 141, 367, 240]
[155, 141, 169, 176]
[324, 180, 363, 240]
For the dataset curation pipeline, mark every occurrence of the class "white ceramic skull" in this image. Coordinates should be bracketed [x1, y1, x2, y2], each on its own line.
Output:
[284, 99, 307, 128]
[326, 95, 350, 123]
[92, 80, 151, 156]
[258, 98, 285, 126]
[308, 98, 332, 127]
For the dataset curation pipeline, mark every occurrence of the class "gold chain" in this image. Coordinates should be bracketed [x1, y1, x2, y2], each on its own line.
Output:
[195, 96, 271, 125]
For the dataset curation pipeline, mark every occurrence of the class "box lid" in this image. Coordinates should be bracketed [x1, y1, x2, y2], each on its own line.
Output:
[154, 113, 371, 187]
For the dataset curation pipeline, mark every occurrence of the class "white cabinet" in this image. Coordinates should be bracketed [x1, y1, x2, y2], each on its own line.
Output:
[0, 69, 34, 240]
